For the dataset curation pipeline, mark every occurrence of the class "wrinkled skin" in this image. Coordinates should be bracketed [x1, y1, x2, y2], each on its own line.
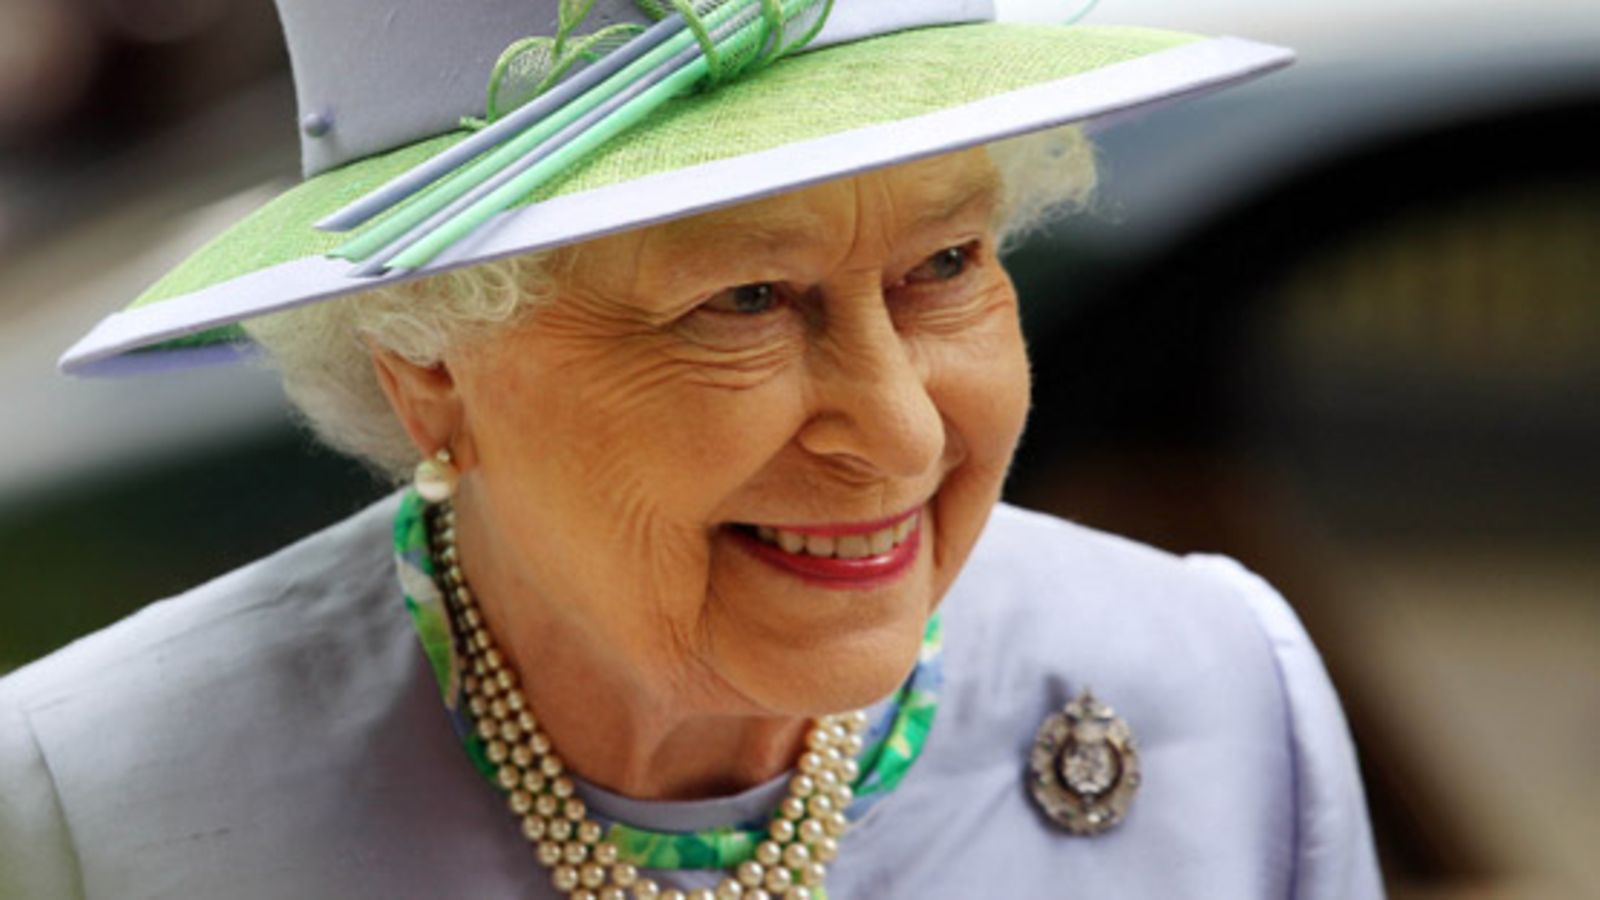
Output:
[373, 148, 1031, 799]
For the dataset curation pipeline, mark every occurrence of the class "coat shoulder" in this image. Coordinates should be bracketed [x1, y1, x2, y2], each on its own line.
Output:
[934, 502, 1382, 900]
[952, 502, 1293, 684]
[0, 493, 434, 899]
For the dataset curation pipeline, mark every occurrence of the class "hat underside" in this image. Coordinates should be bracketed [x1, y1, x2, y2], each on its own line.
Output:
[64, 24, 1289, 375]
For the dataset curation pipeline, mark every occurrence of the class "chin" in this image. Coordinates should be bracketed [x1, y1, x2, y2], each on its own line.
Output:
[713, 602, 932, 719]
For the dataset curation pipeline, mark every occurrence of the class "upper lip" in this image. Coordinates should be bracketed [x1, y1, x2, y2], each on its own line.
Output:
[737, 505, 924, 538]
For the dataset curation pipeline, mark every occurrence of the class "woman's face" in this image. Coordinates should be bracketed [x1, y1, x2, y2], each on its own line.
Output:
[442, 148, 1030, 718]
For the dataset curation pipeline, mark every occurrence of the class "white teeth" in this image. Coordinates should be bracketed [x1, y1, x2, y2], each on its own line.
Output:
[836, 535, 870, 559]
[751, 512, 919, 559]
[867, 527, 895, 556]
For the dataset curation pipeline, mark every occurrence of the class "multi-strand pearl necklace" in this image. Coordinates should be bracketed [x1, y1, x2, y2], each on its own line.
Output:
[427, 501, 866, 900]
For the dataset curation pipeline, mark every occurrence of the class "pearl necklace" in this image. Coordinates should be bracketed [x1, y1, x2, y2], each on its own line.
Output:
[427, 502, 865, 900]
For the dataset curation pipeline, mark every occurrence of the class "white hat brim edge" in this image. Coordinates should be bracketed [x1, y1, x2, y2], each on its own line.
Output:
[60, 36, 1292, 378]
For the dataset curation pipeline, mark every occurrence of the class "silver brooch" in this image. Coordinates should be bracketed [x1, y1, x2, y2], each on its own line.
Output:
[1027, 689, 1141, 835]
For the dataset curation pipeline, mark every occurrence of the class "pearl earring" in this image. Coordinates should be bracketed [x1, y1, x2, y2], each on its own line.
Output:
[413, 448, 458, 503]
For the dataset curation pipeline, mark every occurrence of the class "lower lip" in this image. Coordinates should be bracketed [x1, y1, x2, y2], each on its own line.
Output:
[729, 519, 923, 590]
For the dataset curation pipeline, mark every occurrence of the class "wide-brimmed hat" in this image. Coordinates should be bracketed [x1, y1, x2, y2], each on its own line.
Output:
[59, 0, 1291, 377]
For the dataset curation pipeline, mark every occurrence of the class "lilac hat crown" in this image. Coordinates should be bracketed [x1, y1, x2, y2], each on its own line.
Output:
[276, 0, 996, 176]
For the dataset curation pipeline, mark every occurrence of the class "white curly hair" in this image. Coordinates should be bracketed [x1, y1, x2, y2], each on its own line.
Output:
[244, 125, 1096, 478]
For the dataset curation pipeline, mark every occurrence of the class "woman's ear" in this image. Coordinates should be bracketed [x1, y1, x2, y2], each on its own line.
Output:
[369, 342, 468, 463]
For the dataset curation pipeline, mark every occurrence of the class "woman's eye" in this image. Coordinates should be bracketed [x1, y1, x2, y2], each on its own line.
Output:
[905, 243, 977, 284]
[702, 283, 782, 315]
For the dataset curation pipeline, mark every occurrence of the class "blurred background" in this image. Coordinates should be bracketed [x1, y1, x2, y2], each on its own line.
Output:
[1, 0, 1596, 896]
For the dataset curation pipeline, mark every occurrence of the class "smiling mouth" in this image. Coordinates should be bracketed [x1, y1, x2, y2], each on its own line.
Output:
[740, 513, 919, 559]
[725, 510, 923, 588]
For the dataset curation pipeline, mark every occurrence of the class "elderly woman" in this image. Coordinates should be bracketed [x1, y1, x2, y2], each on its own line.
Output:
[3, 2, 1380, 898]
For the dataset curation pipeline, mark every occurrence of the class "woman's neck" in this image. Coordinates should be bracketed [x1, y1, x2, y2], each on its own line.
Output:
[514, 673, 813, 800]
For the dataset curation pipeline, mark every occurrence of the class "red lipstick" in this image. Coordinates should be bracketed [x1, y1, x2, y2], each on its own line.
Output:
[729, 512, 923, 589]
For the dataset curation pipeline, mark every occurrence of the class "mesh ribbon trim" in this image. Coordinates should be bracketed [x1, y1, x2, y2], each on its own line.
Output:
[326, 0, 834, 275]
[484, 0, 831, 125]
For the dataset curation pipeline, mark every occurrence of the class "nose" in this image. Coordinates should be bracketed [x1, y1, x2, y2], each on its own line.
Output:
[795, 292, 944, 481]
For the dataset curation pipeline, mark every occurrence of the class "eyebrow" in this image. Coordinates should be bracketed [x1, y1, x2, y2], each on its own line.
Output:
[665, 204, 824, 256]
[912, 166, 1004, 231]
[662, 164, 1004, 257]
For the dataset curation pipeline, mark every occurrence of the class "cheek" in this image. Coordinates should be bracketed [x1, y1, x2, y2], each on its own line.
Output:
[914, 321, 1027, 614]
[464, 333, 806, 563]
[456, 339, 680, 573]
[927, 311, 1032, 472]
[456, 346, 749, 668]
[589, 376, 807, 527]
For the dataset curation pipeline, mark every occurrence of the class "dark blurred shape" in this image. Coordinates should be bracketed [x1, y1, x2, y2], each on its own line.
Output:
[0, 0, 283, 157]
[1264, 163, 1600, 539]
[0, 0, 100, 141]
[97, 0, 230, 44]
[87, 0, 283, 134]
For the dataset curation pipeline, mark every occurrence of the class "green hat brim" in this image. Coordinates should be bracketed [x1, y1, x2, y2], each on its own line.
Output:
[61, 24, 1291, 376]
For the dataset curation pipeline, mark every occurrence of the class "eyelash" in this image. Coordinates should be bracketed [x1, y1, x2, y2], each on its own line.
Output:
[698, 241, 981, 317]
[901, 240, 980, 287]
[701, 282, 785, 316]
